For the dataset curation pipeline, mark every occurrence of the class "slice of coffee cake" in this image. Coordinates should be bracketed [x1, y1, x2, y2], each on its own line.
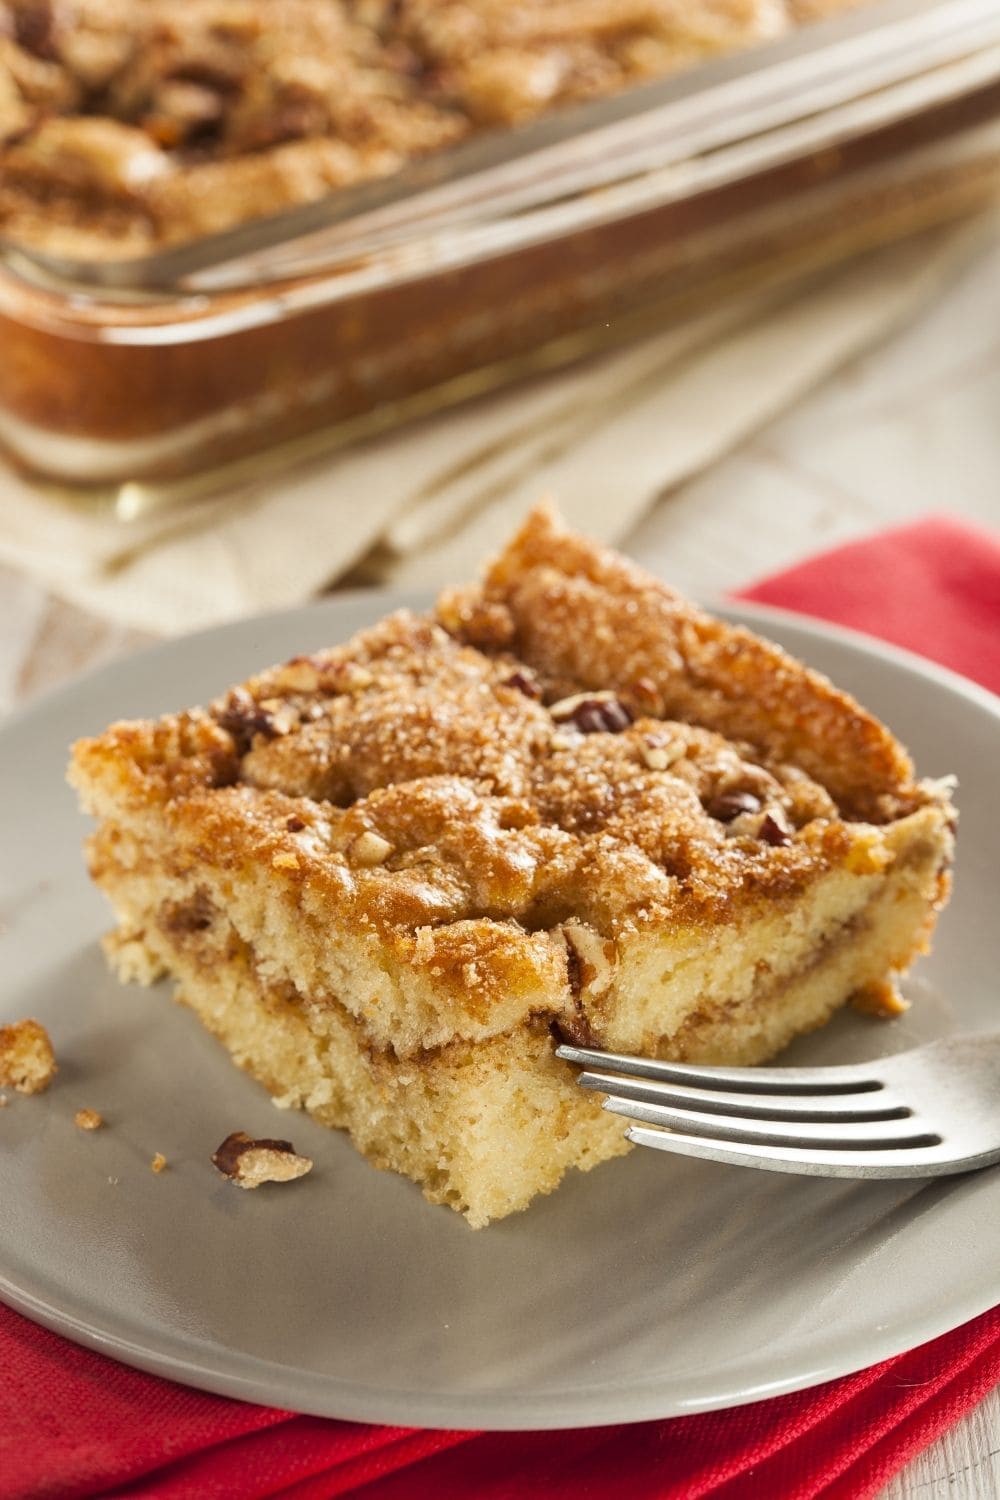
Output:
[69, 506, 954, 1226]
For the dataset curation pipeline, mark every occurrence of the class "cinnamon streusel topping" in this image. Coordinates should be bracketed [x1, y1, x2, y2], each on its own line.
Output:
[74, 506, 935, 978]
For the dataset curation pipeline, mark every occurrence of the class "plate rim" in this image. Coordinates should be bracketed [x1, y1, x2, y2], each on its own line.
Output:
[1, 589, 998, 1430]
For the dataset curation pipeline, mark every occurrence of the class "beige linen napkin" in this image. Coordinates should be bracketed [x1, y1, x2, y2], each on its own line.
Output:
[0, 218, 988, 632]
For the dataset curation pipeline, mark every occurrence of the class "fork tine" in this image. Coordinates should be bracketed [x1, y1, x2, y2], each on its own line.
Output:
[576, 1069, 909, 1122]
[555, 1043, 883, 1094]
[601, 1094, 937, 1149]
[623, 1125, 962, 1178]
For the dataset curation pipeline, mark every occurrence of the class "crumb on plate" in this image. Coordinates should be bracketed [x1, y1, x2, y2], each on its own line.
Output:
[212, 1131, 313, 1189]
[0, 1019, 57, 1094]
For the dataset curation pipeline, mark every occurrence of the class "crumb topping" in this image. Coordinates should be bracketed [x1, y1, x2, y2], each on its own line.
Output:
[0, 0, 863, 255]
[74, 1106, 103, 1129]
[69, 506, 941, 951]
[68, 505, 953, 1049]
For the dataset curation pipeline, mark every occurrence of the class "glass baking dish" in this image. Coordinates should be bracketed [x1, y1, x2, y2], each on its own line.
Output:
[2, 0, 1000, 513]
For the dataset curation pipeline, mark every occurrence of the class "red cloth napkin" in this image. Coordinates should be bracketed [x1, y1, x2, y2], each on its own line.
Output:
[738, 513, 1000, 697]
[3, 514, 999, 1500]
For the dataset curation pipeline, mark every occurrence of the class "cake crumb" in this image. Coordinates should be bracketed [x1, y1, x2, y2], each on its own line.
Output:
[212, 1130, 313, 1189]
[0, 1019, 57, 1094]
[852, 979, 911, 1018]
[74, 1107, 104, 1131]
[151, 1152, 168, 1173]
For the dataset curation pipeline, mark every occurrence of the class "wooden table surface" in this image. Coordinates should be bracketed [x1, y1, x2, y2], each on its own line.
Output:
[2, 232, 998, 1498]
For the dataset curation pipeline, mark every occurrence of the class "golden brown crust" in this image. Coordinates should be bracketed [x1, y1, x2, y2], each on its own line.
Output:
[70, 604, 882, 944]
[1, 0, 862, 255]
[457, 502, 919, 822]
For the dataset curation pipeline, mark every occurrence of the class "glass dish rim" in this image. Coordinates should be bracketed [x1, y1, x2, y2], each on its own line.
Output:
[2, 0, 998, 300]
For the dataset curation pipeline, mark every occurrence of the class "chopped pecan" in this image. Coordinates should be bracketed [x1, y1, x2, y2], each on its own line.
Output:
[552, 1010, 597, 1049]
[501, 669, 541, 700]
[351, 830, 393, 867]
[13, 1, 60, 61]
[550, 691, 632, 734]
[560, 922, 616, 998]
[705, 789, 761, 823]
[631, 675, 660, 710]
[758, 811, 793, 848]
[552, 923, 617, 1049]
[436, 587, 515, 649]
[641, 735, 685, 771]
[211, 1131, 313, 1189]
[216, 687, 293, 752]
[722, 803, 794, 847]
[272, 657, 322, 694]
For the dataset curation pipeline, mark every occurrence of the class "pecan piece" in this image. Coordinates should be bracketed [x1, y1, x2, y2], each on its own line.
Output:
[550, 691, 633, 734]
[211, 1131, 313, 1189]
[641, 735, 685, 771]
[13, 1, 61, 60]
[501, 669, 541, 700]
[705, 790, 761, 823]
[723, 804, 794, 847]
[852, 979, 910, 1018]
[758, 812, 793, 848]
[216, 687, 292, 751]
[350, 831, 394, 867]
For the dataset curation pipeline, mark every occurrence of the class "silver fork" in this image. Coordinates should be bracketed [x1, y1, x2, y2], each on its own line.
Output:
[555, 1035, 1000, 1178]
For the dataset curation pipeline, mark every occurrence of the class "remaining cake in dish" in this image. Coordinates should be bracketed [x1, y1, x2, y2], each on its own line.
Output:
[68, 505, 954, 1225]
[0, 0, 870, 256]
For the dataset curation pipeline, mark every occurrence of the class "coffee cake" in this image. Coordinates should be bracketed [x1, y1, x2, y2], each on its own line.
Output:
[68, 506, 954, 1224]
[1, 0, 868, 255]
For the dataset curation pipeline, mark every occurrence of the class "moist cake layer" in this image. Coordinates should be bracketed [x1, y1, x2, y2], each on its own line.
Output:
[94, 802, 946, 1226]
[69, 504, 954, 1223]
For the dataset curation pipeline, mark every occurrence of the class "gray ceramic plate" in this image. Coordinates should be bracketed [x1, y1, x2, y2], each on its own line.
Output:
[1, 595, 997, 1430]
